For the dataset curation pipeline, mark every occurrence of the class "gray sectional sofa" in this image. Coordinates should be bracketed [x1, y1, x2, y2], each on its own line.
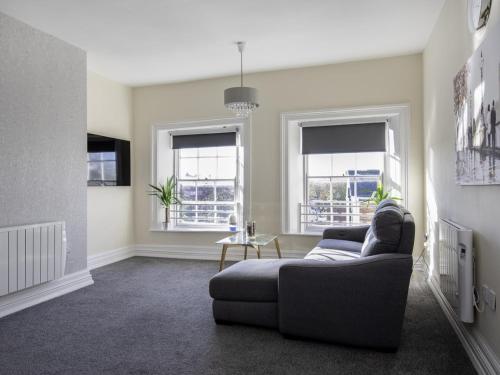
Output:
[209, 199, 415, 350]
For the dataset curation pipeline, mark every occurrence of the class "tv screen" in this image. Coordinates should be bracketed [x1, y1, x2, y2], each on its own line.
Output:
[87, 133, 130, 186]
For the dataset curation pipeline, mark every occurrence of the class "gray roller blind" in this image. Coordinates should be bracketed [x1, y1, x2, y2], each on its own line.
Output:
[301, 122, 386, 154]
[172, 132, 237, 149]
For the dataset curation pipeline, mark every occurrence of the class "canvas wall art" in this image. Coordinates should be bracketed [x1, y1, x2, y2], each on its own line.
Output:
[454, 22, 500, 185]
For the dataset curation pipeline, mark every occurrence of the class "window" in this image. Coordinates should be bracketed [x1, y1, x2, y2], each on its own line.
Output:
[175, 146, 241, 227]
[302, 152, 384, 232]
[87, 151, 117, 186]
[281, 105, 409, 234]
[152, 118, 250, 231]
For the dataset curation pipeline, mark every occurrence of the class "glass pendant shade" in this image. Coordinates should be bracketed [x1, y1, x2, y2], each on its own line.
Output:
[224, 86, 259, 117]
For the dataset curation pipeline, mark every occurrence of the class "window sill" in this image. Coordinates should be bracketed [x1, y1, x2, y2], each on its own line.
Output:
[149, 226, 240, 234]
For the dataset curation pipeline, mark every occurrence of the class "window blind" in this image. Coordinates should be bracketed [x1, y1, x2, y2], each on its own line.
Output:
[171, 132, 237, 149]
[301, 122, 386, 154]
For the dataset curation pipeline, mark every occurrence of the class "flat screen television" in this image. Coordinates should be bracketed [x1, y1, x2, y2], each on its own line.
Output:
[87, 133, 131, 186]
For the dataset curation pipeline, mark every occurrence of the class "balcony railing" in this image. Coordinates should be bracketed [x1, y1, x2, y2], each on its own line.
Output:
[170, 202, 239, 227]
[298, 200, 376, 233]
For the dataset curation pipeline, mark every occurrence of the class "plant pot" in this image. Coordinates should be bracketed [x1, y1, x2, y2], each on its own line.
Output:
[162, 207, 170, 230]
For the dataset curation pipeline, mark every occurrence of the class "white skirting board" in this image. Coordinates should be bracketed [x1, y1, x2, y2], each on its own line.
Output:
[87, 246, 136, 270]
[0, 269, 93, 319]
[427, 275, 500, 375]
[86, 245, 306, 268]
[134, 244, 307, 261]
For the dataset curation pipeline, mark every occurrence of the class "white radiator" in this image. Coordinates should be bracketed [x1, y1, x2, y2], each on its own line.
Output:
[438, 219, 474, 323]
[0, 222, 66, 297]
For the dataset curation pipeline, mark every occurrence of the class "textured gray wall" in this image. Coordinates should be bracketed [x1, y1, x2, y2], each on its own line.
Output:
[0, 12, 87, 273]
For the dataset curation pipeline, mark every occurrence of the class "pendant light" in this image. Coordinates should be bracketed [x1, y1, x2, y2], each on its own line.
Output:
[224, 41, 259, 117]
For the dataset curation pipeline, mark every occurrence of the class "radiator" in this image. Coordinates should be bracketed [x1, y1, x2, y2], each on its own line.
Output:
[438, 219, 474, 323]
[0, 222, 66, 297]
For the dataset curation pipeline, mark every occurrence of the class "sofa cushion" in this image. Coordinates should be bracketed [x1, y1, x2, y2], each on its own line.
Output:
[209, 259, 291, 302]
[316, 239, 362, 253]
[361, 206, 404, 257]
[304, 247, 361, 262]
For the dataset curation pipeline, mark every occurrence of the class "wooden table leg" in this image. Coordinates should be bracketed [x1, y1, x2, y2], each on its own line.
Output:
[244, 245, 248, 260]
[219, 244, 228, 271]
[274, 238, 282, 258]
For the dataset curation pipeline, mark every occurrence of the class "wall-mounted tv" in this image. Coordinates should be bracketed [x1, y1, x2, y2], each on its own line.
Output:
[87, 133, 130, 186]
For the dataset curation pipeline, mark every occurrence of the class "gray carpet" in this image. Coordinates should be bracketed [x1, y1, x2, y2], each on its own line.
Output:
[0, 257, 476, 375]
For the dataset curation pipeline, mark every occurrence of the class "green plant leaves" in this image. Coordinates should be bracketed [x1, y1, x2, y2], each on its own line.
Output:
[147, 176, 182, 207]
[369, 180, 401, 205]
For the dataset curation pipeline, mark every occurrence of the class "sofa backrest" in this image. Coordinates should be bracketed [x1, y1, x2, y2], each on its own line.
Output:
[397, 208, 415, 255]
[375, 198, 399, 212]
[360, 200, 415, 257]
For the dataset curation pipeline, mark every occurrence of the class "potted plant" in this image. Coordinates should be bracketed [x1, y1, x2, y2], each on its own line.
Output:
[369, 180, 402, 205]
[148, 176, 181, 229]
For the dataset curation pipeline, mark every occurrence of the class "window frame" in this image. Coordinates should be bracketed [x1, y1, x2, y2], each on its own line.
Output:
[280, 104, 410, 235]
[173, 146, 240, 229]
[302, 152, 384, 233]
[151, 117, 251, 232]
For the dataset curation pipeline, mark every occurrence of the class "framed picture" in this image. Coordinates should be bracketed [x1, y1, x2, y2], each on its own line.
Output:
[454, 22, 500, 185]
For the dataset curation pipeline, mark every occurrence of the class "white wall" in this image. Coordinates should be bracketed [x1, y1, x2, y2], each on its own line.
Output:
[87, 71, 134, 256]
[133, 54, 424, 254]
[0, 12, 87, 273]
[423, 0, 500, 358]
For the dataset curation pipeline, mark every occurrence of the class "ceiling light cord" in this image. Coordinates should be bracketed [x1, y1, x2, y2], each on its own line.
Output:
[237, 41, 245, 87]
[240, 49, 243, 87]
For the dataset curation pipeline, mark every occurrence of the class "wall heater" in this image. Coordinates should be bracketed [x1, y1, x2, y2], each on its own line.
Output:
[0, 222, 66, 297]
[438, 218, 474, 323]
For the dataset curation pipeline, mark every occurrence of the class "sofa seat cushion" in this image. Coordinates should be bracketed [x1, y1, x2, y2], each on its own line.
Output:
[210, 259, 292, 302]
[316, 239, 362, 253]
[304, 247, 361, 262]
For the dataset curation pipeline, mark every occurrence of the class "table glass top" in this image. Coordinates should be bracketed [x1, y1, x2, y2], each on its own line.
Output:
[216, 232, 277, 246]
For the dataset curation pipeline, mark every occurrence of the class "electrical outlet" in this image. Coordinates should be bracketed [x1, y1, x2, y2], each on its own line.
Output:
[482, 285, 496, 311]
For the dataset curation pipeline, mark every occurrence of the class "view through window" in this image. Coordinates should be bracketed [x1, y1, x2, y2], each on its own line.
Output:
[303, 152, 384, 231]
[175, 146, 239, 226]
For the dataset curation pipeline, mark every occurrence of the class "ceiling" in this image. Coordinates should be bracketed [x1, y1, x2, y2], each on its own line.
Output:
[0, 0, 445, 86]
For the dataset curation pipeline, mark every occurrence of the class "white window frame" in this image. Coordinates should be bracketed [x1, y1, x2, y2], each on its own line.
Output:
[151, 117, 252, 232]
[280, 104, 410, 235]
[173, 147, 240, 228]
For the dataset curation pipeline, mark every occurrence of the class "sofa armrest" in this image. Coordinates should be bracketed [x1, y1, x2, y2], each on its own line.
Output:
[278, 254, 413, 349]
[322, 225, 370, 242]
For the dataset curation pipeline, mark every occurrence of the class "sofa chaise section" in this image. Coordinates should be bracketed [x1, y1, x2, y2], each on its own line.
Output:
[210, 259, 295, 328]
